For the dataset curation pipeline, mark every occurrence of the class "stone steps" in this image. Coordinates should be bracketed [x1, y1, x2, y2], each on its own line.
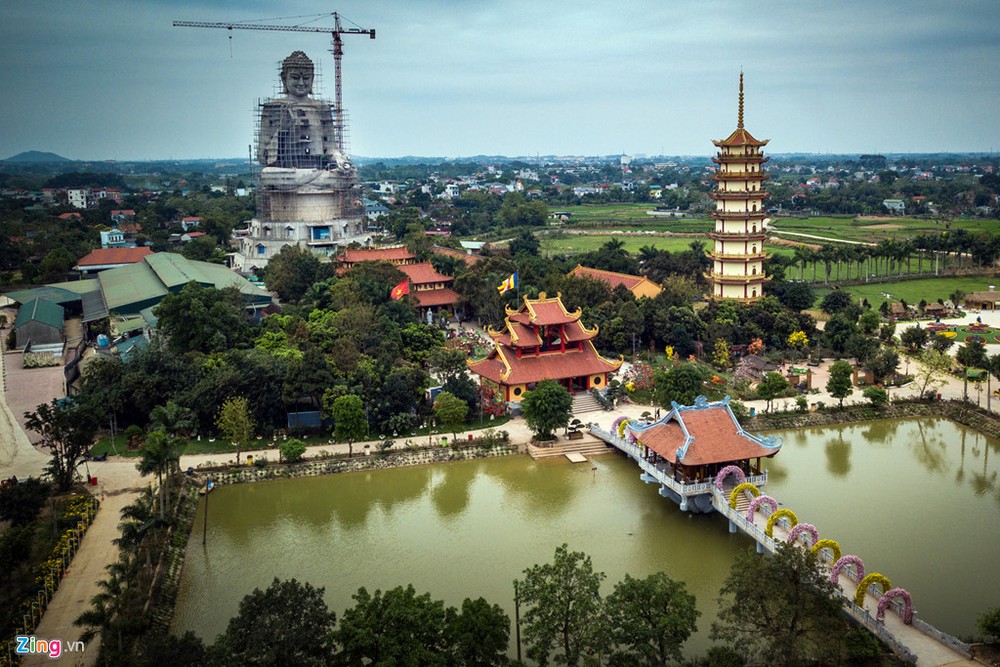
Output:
[527, 436, 612, 460]
[571, 392, 603, 415]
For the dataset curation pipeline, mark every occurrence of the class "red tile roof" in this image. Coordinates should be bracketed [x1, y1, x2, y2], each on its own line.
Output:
[713, 128, 769, 148]
[111, 209, 136, 217]
[630, 404, 779, 467]
[432, 245, 482, 266]
[469, 341, 621, 385]
[57, 212, 83, 220]
[399, 262, 452, 285]
[413, 287, 460, 308]
[340, 247, 415, 264]
[76, 247, 154, 267]
[117, 222, 142, 233]
[569, 265, 644, 291]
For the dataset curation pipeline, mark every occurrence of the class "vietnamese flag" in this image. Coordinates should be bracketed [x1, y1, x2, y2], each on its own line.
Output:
[390, 279, 410, 300]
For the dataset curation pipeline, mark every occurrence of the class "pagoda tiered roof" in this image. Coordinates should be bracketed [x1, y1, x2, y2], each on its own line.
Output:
[627, 396, 781, 466]
[469, 292, 621, 386]
[713, 128, 769, 148]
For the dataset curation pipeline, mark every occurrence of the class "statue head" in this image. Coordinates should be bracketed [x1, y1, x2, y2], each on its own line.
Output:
[280, 51, 315, 100]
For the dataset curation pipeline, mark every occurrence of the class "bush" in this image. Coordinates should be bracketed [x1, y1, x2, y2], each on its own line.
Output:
[279, 438, 307, 463]
[253, 456, 268, 468]
[862, 386, 889, 408]
[124, 424, 144, 449]
[706, 645, 745, 667]
[795, 396, 808, 413]
[728, 400, 749, 420]
[979, 605, 1000, 641]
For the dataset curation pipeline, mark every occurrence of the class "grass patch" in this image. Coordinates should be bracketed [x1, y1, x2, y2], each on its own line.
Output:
[813, 275, 999, 310]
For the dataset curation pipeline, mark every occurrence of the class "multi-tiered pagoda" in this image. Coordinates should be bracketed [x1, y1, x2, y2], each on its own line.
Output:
[707, 73, 771, 302]
[467, 293, 621, 403]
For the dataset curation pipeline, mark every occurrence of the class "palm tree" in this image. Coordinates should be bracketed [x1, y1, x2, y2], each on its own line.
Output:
[135, 431, 181, 518]
[793, 247, 812, 281]
[75, 560, 143, 658]
[149, 400, 197, 439]
[114, 488, 166, 569]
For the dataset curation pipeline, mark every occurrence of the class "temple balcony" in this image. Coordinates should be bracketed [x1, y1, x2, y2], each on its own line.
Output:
[705, 250, 771, 261]
[707, 230, 768, 241]
[710, 190, 770, 200]
[705, 271, 772, 284]
[713, 154, 770, 164]
[711, 209, 769, 220]
[711, 171, 769, 181]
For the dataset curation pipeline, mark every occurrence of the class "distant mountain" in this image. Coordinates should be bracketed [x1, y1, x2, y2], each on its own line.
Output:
[3, 151, 73, 163]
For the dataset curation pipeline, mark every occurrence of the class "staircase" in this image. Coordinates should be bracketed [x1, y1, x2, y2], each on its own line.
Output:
[527, 435, 612, 460]
[571, 391, 603, 415]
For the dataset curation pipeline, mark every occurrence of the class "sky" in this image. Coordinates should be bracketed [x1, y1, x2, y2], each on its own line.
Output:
[2, 0, 999, 161]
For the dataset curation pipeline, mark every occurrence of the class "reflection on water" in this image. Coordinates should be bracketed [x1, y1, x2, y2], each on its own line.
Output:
[175, 418, 1000, 650]
[765, 417, 1000, 638]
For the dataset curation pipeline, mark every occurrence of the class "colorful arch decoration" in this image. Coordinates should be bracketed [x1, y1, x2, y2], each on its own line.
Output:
[786, 522, 819, 547]
[830, 555, 865, 586]
[745, 495, 778, 522]
[877, 588, 914, 625]
[765, 508, 798, 537]
[810, 538, 841, 564]
[728, 482, 760, 509]
[854, 572, 891, 607]
[715, 465, 746, 491]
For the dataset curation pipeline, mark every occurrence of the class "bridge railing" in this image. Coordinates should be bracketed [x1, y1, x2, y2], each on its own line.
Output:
[592, 427, 720, 497]
[843, 601, 918, 663]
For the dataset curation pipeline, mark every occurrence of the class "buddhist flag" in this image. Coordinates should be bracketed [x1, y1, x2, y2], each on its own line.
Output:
[390, 279, 409, 300]
[497, 272, 519, 295]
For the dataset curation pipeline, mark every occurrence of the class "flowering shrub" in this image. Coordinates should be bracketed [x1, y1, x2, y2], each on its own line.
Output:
[747, 338, 765, 355]
[479, 384, 507, 418]
[787, 330, 809, 350]
[622, 364, 655, 392]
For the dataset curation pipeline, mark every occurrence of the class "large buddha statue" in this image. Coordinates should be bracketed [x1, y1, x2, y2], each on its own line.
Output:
[258, 51, 342, 169]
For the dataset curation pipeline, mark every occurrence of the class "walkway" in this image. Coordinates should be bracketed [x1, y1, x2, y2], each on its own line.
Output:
[594, 425, 979, 667]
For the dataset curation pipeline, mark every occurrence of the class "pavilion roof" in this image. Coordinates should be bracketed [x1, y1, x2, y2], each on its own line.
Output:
[713, 127, 769, 148]
[468, 341, 621, 386]
[339, 247, 415, 264]
[567, 264, 661, 295]
[628, 397, 780, 467]
[399, 262, 453, 286]
[413, 287, 460, 308]
[506, 292, 582, 327]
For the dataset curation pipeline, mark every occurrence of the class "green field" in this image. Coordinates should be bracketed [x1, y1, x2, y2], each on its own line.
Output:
[540, 233, 710, 256]
[813, 276, 998, 310]
[768, 215, 998, 244]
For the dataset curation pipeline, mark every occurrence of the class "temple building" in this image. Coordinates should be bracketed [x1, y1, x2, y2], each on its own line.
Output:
[467, 292, 621, 403]
[398, 263, 460, 316]
[707, 73, 771, 301]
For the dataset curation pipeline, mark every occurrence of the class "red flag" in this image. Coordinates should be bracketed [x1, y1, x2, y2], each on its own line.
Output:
[390, 279, 409, 300]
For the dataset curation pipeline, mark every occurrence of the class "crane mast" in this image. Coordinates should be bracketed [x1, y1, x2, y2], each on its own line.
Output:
[174, 12, 375, 152]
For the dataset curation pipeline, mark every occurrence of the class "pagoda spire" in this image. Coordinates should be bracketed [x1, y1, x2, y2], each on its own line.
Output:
[738, 71, 744, 129]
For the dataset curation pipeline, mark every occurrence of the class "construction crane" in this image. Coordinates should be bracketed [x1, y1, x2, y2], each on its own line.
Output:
[174, 12, 375, 152]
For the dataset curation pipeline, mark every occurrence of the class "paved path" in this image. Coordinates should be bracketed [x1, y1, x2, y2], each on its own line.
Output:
[0, 334, 49, 479]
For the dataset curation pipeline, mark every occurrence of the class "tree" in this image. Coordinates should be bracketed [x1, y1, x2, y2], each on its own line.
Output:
[652, 364, 706, 408]
[135, 430, 181, 519]
[24, 399, 98, 492]
[826, 360, 854, 408]
[215, 395, 254, 465]
[264, 244, 332, 303]
[820, 290, 853, 315]
[711, 543, 845, 666]
[787, 330, 809, 351]
[915, 349, 952, 398]
[154, 282, 248, 354]
[900, 325, 929, 351]
[957, 338, 988, 371]
[770, 280, 815, 312]
[445, 597, 511, 667]
[863, 385, 889, 407]
[520, 380, 573, 441]
[509, 228, 541, 256]
[756, 372, 789, 413]
[149, 400, 197, 438]
[279, 438, 307, 463]
[978, 605, 1000, 642]
[331, 394, 367, 457]
[0, 477, 50, 526]
[603, 572, 699, 667]
[211, 578, 335, 667]
[858, 310, 881, 335]
[867, 348, 899, 385]
[712, 338, 731, 370]
[434, 391, 469, 442]
[334, 584, 448, 665]
[516, 544, 605, 666]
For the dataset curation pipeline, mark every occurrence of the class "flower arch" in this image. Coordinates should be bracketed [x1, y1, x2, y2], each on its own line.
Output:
[877, 588, 914, 625]
[765, 508, 798, 537]
[786, 522, 819, 547]
[745, 495, 778, 522]
[810, 538, 841, 564]
[728, 482, 760, 509]
[854, 572, 892, 607]
[830, 555, 865, 585]
[715, 465, 746, 491]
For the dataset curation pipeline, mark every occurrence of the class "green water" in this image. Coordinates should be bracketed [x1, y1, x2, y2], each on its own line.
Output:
[173, 418, 1000, 653]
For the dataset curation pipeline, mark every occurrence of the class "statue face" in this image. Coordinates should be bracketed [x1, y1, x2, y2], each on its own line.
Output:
[282, 67, 313, 99]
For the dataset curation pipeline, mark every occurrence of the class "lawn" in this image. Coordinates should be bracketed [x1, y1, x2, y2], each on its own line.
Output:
[769, 215, 999, 244]
[813, 275, 999, 310]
